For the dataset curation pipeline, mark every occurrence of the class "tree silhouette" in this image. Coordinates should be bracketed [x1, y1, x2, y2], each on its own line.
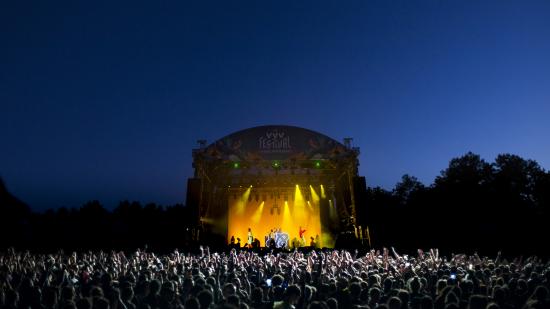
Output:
[393, 174, 425, 206]
[1, 152, 549, 255]
[356, 152, 550, 255]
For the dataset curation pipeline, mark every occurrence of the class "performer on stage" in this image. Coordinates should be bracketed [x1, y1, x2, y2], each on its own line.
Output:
[247, 227, 253, 247]
[274, 228, 289, 248]
[299, 226, 306, 247]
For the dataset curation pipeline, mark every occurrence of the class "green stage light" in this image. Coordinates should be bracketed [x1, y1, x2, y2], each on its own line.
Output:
[314, 161, 321, 168]
[233, 162, 240, 169]
[272, 161, 280, 168]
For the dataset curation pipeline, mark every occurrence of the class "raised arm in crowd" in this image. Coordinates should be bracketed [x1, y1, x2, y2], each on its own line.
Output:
[0, 247, 549, 309]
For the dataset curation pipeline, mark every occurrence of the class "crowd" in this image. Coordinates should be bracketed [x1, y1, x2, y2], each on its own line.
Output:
[0, 247, 548, 309]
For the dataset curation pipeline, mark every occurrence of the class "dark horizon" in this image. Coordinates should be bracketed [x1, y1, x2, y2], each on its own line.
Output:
[2, 1, 550, 211]
[0, 149, 547, 212]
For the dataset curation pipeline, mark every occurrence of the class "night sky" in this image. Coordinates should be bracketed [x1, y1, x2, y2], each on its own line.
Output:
[2, 1, 549, 211]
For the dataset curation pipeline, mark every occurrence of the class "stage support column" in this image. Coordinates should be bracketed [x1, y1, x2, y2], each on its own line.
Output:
[185, 178, 202, 226]
[347, 166, 357, 225]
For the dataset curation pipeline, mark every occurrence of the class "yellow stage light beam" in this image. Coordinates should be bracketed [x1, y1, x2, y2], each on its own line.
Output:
[282, 200, 293, 232]
[251, 201, 265, 223]
[320, 184, 326, 199]
[306, 200, 314, 212]
[243, 186, 251, 200]
[310, 185, 320, 203]
[236, 187, 251, 215]
[200, 217, 215, 224]
[294, 185, 304, 206]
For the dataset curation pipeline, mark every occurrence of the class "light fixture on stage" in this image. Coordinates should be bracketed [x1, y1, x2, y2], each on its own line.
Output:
[232, 162, 240, 169]
[272, 161, 280, 169]
[314, 160, 321, 168]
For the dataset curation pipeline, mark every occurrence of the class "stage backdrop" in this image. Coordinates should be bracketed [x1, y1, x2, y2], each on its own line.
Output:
[227, 186, 322, 247]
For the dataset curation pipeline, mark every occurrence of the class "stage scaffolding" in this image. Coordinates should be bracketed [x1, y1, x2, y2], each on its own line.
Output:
[186, 125, 364, 247]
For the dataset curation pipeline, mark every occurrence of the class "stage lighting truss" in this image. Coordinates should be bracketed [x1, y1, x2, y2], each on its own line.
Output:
[270, 202, 281, 215]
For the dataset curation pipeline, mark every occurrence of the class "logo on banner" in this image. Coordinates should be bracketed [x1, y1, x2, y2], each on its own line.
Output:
[259, 130, 292, 153]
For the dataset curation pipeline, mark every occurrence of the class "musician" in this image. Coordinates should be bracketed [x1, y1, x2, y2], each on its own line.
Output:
[247, 227, 253, 247]
[299, 226, 306, 246]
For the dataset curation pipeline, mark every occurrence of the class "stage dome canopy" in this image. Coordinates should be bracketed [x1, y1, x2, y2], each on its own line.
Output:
[201, 125, 353, 162]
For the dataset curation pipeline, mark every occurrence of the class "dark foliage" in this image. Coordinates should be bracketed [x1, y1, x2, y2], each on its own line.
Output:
[0, 190, 200, 251]
[1, 152, 549, 255]
[359, 152, 550, 257]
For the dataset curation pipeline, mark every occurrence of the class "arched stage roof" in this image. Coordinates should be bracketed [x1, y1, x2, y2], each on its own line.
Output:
[202, 125, 352, 162]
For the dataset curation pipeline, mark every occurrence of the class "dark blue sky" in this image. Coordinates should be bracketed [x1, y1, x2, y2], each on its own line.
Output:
[2, 1, 549, 211]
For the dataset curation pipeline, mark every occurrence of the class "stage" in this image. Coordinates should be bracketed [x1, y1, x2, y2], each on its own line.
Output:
[227, 185, 325, 248]
[186, 125, 365, 248]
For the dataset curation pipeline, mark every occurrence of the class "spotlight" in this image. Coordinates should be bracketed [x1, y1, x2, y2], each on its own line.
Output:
[232, 162, 240, 169]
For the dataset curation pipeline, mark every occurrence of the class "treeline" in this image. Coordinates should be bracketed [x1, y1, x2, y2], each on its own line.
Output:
[358, 152, 550, 256]
[1, 152, 549, 254]
[0, 193, 203, 251]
